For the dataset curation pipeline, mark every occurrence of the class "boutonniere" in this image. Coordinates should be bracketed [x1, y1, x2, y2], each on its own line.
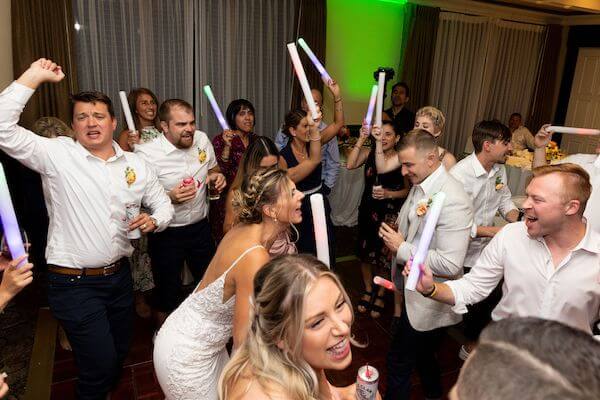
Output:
[125, 166, 136, 187]
[415, 196, 433, 217]
[198, 148, 207, 163]
[495, 176, 504, 191]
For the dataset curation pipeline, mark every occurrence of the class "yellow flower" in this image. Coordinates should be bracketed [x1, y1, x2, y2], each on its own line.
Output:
[125, 166, 136, 187]
[198, 149, 207, 163]
[495, 183, 504, 191]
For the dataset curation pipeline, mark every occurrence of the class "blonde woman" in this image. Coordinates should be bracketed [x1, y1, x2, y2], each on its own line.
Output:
[374, 106, 456, 173]
[154, 168, 304, 400]
[220, 254, 382, 400]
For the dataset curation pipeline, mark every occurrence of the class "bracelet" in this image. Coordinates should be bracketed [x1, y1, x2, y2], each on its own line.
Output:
[221, 155, 230, 162]
[422, 283, 437, 298]
[334, 97, 342, 103]
[375, 151, 384, 155]
[309, 135, 322, 142]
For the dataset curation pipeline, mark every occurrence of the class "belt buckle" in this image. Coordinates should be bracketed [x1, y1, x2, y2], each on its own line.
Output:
[103, 265, 115, 276]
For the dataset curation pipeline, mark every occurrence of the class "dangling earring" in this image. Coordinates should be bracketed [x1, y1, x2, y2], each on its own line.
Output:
[273, 214, 278, 223]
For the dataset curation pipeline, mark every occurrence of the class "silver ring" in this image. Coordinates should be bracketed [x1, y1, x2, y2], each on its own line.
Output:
[141, 223, 147, 229]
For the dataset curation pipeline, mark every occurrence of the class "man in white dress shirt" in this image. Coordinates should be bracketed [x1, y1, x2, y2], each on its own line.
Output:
[134, 99, 225, 327]
[409, 163, 600, 336]
[533, 124, 599, 233]
[450, 120, 519, 358]
[0, 59, 174, 399]
[378, 130, 473, 400]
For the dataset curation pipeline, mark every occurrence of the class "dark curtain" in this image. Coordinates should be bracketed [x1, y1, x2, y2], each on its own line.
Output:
[290, 0, 326, 110]
[400, 5, 440, 112]
[12, 0, 78, 130]
[528, 24, 564, 134]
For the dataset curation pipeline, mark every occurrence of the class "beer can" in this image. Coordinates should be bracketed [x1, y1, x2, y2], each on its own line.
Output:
[356, 365, 379, 400]
[125, 203, 141, 239]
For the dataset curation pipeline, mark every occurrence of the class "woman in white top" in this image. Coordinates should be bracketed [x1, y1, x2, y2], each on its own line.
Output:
[154, 167, 304, 400]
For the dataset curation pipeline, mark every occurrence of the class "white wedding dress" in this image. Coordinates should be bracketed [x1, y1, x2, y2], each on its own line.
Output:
[153, 245, 264, 400]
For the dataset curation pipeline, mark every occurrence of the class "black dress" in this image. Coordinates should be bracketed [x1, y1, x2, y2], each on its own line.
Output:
[356, 150, 406, 272]
[281, 143, 336, 265]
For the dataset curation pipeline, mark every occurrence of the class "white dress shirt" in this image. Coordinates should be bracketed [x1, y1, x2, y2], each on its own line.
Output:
[134, 132, 217, 227]
[451, 153, 517, 267]
[446, 222, 600, 334]
[559, 153, 600, 233]
[0, 82, 174, 268]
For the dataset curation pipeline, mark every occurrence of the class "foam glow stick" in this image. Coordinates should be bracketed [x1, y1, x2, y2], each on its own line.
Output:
[287, 43, 319, 120]
[374, 72, 386, 127]
[405, 192, 446, 291]
[297, 38, 332, 84]
[310, 193, 330, 268]
[547, 126, 600, 135]
[374, 276, 396, 291]
[203, 85, 230, 131]
[364, 85, 379, 127]
[0, 163, 27, 266]
[118, 91, 135, 132]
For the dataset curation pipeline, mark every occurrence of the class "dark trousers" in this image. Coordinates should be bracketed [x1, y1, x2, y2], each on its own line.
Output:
[148, 218, 215, 313]
[463, 267, 503, 341]
[47, 261, 133, 400]
[385, 303, 444, 400]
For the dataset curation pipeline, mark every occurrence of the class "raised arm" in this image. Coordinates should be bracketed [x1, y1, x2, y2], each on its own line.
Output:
[372, 126, 401, 173]
[345, 124, 371, 170]
[532, 124, 552, 168]
[319, 80, 345, 144]
[0, 58, 66, 173]
[280, 118, 322, 183]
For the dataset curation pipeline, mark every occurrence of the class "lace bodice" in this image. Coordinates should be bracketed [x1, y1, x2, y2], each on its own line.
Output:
[154, 245, 264, 400]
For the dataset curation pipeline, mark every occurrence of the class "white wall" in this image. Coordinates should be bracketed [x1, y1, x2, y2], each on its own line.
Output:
[0, 0, 13, 88]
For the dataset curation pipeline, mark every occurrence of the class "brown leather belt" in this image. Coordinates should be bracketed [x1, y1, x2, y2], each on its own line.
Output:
[48, 258, 125, 277]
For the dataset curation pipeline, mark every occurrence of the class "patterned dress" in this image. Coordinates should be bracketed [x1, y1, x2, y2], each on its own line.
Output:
[357, 150, 406, 274]
[210, 133, 256, 243]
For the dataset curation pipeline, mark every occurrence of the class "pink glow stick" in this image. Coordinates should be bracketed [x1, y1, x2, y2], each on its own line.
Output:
[287, 43, 319, 120]
[546, 126, 600, 135]
[373, 276, 395, 291]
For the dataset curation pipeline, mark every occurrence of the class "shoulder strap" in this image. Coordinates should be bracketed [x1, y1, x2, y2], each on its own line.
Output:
[223, 244, 265, 276]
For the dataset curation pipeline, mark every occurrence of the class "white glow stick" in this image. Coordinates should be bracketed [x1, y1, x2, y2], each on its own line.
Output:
[547, 126, 600, 135]
[374, 72, 386, 127]
[310, 193, 330, 268]
[297, 38, 332, 84]
[364, 85, 378, 127]
[118, 91, 135, 132]
[405, 192, 446, 291]
[203, 85, 230, 131]
[287, 43, 319, 120]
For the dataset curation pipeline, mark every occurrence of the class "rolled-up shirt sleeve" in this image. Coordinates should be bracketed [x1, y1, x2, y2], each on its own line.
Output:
[0, 82, 56, 174]
[142, 161, 174, 231]
[446, 227, 506, 314]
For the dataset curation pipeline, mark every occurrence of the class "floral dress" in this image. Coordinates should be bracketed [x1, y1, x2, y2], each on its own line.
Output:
[356, 150, 405, 274]
[209, 133, 256, 243]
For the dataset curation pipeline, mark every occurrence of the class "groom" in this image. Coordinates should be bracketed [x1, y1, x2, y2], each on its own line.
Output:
[378, 129, 473, 400]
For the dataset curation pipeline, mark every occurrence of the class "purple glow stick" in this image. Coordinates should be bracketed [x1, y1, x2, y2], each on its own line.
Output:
[0, 163, 27, 266]
[297, 38, 332, 84]
[364, 85, 378, 127]
[203, 85, 230, 131]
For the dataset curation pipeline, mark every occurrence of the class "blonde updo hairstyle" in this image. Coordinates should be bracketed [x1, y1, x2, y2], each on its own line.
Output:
[416, 106, 446, 137]
[232, 167, 291, 224]
[219, 255, 355, 400]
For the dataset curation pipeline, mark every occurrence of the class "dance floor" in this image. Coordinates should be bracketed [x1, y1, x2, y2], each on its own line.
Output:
[22, 227, 463, 399]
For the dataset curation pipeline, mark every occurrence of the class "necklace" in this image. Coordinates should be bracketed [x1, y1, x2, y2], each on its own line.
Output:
[292, 143, 308, 160]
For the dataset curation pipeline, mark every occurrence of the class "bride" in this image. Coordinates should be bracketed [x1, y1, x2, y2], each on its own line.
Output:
[153, 167, 304, 399]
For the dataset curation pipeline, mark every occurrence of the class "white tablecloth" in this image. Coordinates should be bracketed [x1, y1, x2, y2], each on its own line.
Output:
[328, 165, 365, 227]
[506, 165, 532, 196]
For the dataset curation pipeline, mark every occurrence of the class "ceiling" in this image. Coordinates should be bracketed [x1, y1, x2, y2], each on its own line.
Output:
[477, 0, 600, 15]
